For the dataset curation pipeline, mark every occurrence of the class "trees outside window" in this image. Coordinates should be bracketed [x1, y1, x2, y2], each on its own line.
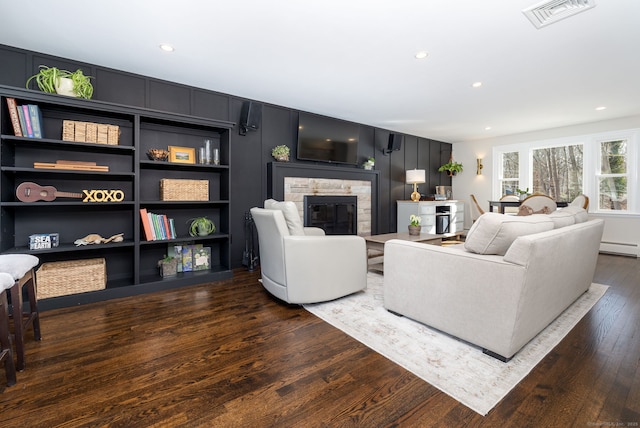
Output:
[493, 128, 636, 213]
[598, 139, 627, 211]
[499, 152, 519, 196]
[532, 144, 583, 201]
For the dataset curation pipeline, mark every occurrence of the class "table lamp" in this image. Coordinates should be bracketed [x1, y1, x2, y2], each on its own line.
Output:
[406, 169, 426, 202]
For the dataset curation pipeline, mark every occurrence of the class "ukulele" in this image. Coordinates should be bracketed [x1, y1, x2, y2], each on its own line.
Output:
[16, 182, 83, 202]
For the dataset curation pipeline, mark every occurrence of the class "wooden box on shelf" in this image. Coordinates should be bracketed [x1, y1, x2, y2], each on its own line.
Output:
[36, 258, 107, 299]
[62, 120, 120, 145]
[160, 179, 208, 201]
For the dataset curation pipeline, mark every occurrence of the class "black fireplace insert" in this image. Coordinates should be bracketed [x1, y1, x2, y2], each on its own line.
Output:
[304, 195, 357, 235]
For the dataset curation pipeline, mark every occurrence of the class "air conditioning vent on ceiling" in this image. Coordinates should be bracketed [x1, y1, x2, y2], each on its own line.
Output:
[523, 0, 596, 29]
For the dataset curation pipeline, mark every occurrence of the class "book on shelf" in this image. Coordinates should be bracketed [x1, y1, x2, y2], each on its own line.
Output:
[150, 213, 159, 239]
[140, 209, 176, 241]
[151, 213, 163, 240]
[167, 244, 184, 273]
[169, 218, 176, 240]
[192, 247, 211, 271]
[161, 215, 171, 240]
[27, 104, 43, 138]
[21, 104, 34, 137]
[181, 246, 193, 272]
[5, 98, 23, 137]
[16, 105, 27, 137]
[140, 208, 154, 241]
[180, 243, 204, 272]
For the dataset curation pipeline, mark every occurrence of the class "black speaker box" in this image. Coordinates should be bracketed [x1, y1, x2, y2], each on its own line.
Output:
[239, 101, 262, 135]
[385, 133, 403, 154]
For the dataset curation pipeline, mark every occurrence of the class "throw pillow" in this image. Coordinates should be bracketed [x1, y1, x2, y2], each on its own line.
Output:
[517, 204, 551, 216]
[264, 199, 306, 236]
[464, 212, 554, 255]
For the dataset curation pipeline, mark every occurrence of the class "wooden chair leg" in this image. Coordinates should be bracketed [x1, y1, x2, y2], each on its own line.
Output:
[26, 269, 41, 341]
[10, 268, 41, 372]
[0, 290, 17, 386]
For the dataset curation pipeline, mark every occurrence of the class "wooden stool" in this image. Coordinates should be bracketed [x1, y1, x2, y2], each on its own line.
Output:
[0, 254, 41, 371]
[0, 272, 17, 386]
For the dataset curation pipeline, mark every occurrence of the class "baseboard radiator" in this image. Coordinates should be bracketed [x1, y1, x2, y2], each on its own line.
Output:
[599, 241, 639, 257]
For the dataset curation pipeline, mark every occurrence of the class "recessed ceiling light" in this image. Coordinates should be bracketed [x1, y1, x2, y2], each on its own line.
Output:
[485, 126, 492, 131]
[595, 106, 607, 111]
[159, 44, 175, 52]
[415, 51, 428, 59]
[472, 82, 483, 88]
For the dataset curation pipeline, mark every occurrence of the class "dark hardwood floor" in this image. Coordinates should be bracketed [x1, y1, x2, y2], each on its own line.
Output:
[0, 254, 638, 427]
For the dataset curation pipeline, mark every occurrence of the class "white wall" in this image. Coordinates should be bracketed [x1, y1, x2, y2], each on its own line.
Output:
[451, 114, 640, 256]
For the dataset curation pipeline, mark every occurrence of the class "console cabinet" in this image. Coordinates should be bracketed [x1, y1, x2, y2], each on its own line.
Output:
[0, 86, 234, 309]
[397, 200, 465, 234]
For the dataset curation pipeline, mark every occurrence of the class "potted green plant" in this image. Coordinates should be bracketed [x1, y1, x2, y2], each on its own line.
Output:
[158, 255, 178, 277]
[271, 145, 290, 162]
[26, 65, 94, 99]
[188, 216, 216, 237]
[363, 157, 375, 170]
[438, 161, 464, 176]
[408, 214, 421, 235]
[515, 188, 531, 200]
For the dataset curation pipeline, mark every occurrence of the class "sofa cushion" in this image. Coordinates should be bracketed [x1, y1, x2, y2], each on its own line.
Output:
[560, 205, 589, 223]
[548, 209, 576, 228]
[464, 212, 554, 255]
[264, 199, 306, 236]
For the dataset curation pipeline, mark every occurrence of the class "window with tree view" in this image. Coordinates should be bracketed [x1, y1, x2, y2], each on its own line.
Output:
[494, 128, 637, 214]
[499, 152, 519, 195]
[532, 144, 583, 201]
[598, 139, 627, 211]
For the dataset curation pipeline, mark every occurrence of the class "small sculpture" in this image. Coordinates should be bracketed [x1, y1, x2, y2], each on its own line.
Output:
[74, 233, 124, 246]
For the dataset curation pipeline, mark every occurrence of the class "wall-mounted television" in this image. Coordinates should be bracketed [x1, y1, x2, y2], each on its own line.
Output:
[297, 112, 359, 165]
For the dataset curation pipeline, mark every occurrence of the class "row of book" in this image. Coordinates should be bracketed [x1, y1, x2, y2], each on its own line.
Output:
[140, 208, 176, 241]
[168, 244, 211, 272]
[6, 97, 44, 138]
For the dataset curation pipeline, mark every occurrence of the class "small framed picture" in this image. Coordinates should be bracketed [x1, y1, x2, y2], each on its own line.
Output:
[168, 146, 196, 164]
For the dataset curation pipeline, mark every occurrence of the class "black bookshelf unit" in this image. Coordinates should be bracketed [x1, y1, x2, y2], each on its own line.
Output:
[0, 86, 234, 309]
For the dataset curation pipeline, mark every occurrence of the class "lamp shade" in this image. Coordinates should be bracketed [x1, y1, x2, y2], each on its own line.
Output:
[406, 169, 426, 184]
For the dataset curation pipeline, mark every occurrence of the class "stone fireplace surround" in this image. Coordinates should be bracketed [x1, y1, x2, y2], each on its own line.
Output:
[267, 162, 379, 236]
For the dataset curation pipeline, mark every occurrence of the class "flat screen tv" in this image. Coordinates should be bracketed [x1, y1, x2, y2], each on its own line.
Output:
[297, 112, 359, 165]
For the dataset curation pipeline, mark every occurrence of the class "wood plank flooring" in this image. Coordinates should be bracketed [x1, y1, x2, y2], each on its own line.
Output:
[0, 253, 638, 427]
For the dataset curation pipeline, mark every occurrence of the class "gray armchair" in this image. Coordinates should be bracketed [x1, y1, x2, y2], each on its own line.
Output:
[250, 201, 367, 304]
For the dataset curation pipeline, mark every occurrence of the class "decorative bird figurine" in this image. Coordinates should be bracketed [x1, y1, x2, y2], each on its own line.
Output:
[74, 233, 124, 246]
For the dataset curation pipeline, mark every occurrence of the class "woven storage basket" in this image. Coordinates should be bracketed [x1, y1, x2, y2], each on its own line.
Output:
[160, 179, 209, 201]
[36, 258, 106, 299]
[62, 120, 120, 145]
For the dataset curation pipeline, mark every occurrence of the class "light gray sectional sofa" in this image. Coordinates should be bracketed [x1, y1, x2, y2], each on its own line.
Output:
[383, 207, 604, 361]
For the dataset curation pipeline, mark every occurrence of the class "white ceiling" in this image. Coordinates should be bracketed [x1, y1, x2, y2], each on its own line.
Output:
[1, 0, 639, 143]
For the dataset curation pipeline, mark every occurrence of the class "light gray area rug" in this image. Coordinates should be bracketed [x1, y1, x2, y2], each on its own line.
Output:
[303, 273, 608, 416]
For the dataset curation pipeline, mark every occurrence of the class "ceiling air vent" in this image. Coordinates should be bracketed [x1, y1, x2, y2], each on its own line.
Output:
[523, 0, 596, 29]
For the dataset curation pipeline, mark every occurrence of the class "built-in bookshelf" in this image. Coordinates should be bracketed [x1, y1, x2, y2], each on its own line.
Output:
[0, 85, 234, 309]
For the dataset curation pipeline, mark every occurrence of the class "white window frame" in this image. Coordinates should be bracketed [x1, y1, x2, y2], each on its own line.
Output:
[492, 128, 639, 215]
[496, 151, 520, 196]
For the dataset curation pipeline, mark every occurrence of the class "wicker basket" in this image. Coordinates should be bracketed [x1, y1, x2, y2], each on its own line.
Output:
[62, 120, 120, 145]
[36, 258, 106, 299]
[160, 179, 209, 201]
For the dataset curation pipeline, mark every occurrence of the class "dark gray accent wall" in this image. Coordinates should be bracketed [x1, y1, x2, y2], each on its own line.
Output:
[0, 43, 452, 268]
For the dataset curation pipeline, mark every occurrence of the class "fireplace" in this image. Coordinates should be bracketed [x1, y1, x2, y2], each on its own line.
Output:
[268, 162, 379, 236]
[304, 195, 357, 235]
